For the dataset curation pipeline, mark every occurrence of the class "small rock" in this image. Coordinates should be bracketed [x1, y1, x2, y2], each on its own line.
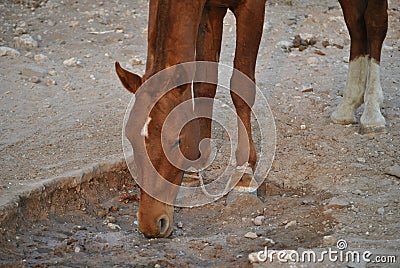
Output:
[69, 21, 80, 28]
[326, 197, 350, 209]
[385, 165, 400, 178]
[314, 49, 326, 56]
[177, 221, 183, 228]
[0, 46, 20, 57]
[253, 216, 265, 226]
[29, 76, 41, 83]
[248, 252, 260, 264]
[106, 222, 121, 231]
[49, 70, 57, 76]
[25, 52, 34, 58]
[154, 264, 161, 268]
[262, 238, 276, 247]
[106, 216, 116, 223]
[63, 83, 75, 92]
[63, 57, 81, 67]
[352, 189, 365, 196]
[322, 40, 330, 47]
[244, 232, 258, 239]
[21, 65, 48, 77]
[333, 43, 344, 49]
[129, 56, 144, 65]
[343, 56, 350, 63]
[308, 37, 317, 46]
[357, 157, 366, 163]
[14, 27, 27, 36]
[307, 57, 318, 65]
[301, 85, 314, 93]
[14, 34, 38, 48]
[34, 54, 48, 62]
[377, 207, 385, 215]
[323, 235, 337, 246]
[74, 246, 81, 253]
[300, 124, 306, 130]
[284, 220, 297, 229]
[47, 20, 56, 27]
[72, 225, 87, 231]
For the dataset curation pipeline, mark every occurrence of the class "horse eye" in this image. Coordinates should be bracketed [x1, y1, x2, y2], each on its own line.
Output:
[173, 139, 181, 147]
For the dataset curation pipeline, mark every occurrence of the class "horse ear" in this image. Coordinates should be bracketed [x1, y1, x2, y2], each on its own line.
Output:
[115, 62, 142, 94]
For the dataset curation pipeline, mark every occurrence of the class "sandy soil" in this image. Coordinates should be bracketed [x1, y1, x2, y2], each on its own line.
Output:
[0, 0, 399, 267]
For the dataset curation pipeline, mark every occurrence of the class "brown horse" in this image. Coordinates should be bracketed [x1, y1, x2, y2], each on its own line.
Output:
[116, 0, 388, 238]
[116, 0, 266, 238]
[332, 0, 388, 134]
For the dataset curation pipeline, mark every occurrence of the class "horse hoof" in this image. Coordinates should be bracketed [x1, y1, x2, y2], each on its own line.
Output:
[359, 125, 387, 135]
[330, 115, 356, 125]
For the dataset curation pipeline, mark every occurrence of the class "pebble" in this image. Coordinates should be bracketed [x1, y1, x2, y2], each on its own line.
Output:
[244, 232, 258, 239]
[357, 157, 366, 163]
[29, 76, 41, 83]
[0, 46, 20, 57]
[63, 83, 75, 92]
[300, 124, 306, 130]
[326, 197, 350, 209]
[21, 65, 48, 77]
[377, 207, 385, 215]
[74, 246, 81, 253]
[177, 221, 183, 228]
[25, 52, 34, 58]
[14, 27, 27, 36]
[49, 70, 57, 76]
[47, 20, 56, 27]
[34, 54, 48, 62]
[248, 252, 260, 264]
[252, 215, 265, 226]
[106, 222, 121, 231]
[72, 225, 87, 231]
[106, 216, 116, 223]
[69, 21, 80, 28]
[284, 220, 297, 229]
[63, 57, 82, 67]
[14, 34, 38, 48]
[301, 85, 314, 93]
[129, 56, 144, 65]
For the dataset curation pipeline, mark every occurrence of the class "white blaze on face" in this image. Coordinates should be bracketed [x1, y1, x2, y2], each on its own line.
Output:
[141, 117, 152, 138]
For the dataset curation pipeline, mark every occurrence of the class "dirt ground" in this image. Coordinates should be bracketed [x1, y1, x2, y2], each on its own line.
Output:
[0, 0, 399, 267]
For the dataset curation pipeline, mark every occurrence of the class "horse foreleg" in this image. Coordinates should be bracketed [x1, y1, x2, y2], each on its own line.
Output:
[332, 0, 368, 125]
[360, 0, 388, 134]
[230, 1, 265, 192]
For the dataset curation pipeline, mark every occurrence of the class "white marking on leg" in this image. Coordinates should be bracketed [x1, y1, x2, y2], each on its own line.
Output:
[331, 56, 369, 124]
[361, 58, 385, 128]
[141, 117, 152, 138]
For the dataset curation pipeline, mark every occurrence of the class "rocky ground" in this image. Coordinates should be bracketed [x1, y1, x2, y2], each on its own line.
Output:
[0, 0, 399, 267]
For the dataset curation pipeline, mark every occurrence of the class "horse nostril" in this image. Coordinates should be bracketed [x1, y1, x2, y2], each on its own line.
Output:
[157, 215, 170, 236]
